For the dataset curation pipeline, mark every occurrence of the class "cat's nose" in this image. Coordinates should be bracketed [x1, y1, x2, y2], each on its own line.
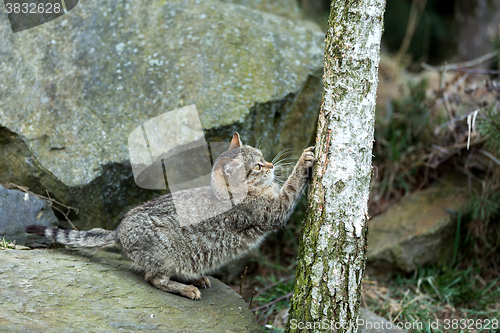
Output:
[265, 162, 274, 169]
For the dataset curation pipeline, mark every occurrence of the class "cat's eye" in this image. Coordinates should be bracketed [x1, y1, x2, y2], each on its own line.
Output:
[254, 164, 262, 170]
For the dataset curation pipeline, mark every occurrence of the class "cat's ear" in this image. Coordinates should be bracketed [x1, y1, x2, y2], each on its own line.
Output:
[214, 157, 243, 178]
[211, 156, 246, 201]
[211, 157, 232, 200]
[229, 132, 243, 150]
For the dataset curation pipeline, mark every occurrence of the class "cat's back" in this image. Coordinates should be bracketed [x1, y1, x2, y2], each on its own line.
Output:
[115, 187, 264, 274]
[116, 186, 235, 246]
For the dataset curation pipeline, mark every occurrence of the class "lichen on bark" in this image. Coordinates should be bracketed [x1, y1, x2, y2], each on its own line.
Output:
[286, 0, 386, 332]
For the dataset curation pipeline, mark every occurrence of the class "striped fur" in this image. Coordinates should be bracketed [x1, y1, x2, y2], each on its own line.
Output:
[26, 133, 314, 300]
[25, 225, 119, 248]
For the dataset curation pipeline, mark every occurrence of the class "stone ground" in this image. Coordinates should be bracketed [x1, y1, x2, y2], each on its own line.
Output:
[0, 248, 262, 332]
[0, 247, 406, 332]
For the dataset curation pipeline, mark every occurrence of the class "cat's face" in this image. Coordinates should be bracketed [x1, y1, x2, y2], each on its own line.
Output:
[239, 145, 275, 186]
[211, 133, 275, 199]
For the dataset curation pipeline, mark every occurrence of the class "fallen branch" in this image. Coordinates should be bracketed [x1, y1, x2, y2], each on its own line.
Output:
[250, 292, 293, 312]
[478, 149, 500, 168]
[421, 51, 499, 72]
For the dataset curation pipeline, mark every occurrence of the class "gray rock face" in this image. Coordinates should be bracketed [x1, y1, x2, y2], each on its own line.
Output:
[366, 183, 466, 275]
[219, 0, 302, 20]
[0, 248, 263, 332]
[0, 185, 58, 246]
[0, 0, 323, 231]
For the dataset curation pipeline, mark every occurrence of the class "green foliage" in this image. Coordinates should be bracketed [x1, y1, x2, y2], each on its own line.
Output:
[253, 275, 295, 330]
[466, 190, 500, 224]
[255, 275, 295, 307]
[461, 189, 500, 270]
[459, 106, 500, 268]
[477, 107, 500, 155]
[408, 265, 499, 308]
[377, 80, 430, 162]
[372, 79, 431, 205]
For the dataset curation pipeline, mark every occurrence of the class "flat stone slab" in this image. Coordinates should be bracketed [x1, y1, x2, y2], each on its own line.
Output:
[0, 249, 263, 332]
[366, 181, 466, 275]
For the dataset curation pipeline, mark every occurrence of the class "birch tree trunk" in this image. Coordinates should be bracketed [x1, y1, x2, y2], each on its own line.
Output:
[286, 1, 385, 332]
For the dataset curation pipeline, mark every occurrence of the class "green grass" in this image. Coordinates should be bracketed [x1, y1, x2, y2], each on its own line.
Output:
[0, 237, 16, 250]
[247, 262, 499, 332]
[363, 264, 500, 333]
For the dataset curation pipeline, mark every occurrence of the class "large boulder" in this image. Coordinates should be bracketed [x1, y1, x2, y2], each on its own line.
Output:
[366, 181, 467, 275]
[0, 248, 262, 331]
[0, 0, 324, 231]
[0, 184, 58, 246]
[219, 0, 302, 20]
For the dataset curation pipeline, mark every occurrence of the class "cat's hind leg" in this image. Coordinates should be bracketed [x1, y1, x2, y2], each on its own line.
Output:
[190, 276, 211, 288]
[147, 275, 201, 300]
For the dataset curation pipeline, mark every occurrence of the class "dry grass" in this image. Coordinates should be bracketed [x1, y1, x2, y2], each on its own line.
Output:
[362, 268, 500, 333]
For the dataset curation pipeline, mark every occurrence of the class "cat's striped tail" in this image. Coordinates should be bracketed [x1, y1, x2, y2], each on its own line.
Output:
[25, 225, 120, 248]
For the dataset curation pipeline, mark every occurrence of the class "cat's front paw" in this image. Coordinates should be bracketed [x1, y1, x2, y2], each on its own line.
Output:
[180, 285, 202, 300]
[300, 146, 315, 169]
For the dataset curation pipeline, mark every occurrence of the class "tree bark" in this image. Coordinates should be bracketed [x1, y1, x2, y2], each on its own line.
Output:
[286, 1, 385, 332]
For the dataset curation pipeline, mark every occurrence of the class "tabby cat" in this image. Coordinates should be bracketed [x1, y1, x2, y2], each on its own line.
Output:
[26, 132, 315, 300]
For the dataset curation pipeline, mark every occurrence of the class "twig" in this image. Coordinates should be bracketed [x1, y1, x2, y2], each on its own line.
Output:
[425, 139, 487, 168]
[51, 205, 79, 231]
[250, 292, 294, 312]
[252, 275, 295, 300]
[4, 182, 79, 230]
[396, 0, 427, 63]
[436, 107, 476, 130]
[478, 149, 500, 168]
[421, 50, 499, 72]
[449, 68, 500, 75]
[248, 291, 255, 309]
[438, 62, 456, 125]
[428, 72, 469, 116]
[239, 266, 248, 296]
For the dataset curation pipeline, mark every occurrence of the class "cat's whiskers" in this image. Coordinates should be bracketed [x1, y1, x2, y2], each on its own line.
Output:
[274, 161, 296, 167]
[255, 134, 266, 150]
[273, 161, 296, 175]
[273, 176, 285, 187]
[274, 160, 296, 167]
[271, 148, 293, 165]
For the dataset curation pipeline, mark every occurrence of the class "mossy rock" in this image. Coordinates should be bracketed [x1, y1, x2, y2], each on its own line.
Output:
[366, 178, 467, 275]
[0, 0, 323, 231]
[0, 248, 263, 332]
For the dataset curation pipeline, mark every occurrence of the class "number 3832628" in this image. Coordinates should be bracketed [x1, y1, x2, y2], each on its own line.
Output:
[5, 2, 61, 14]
